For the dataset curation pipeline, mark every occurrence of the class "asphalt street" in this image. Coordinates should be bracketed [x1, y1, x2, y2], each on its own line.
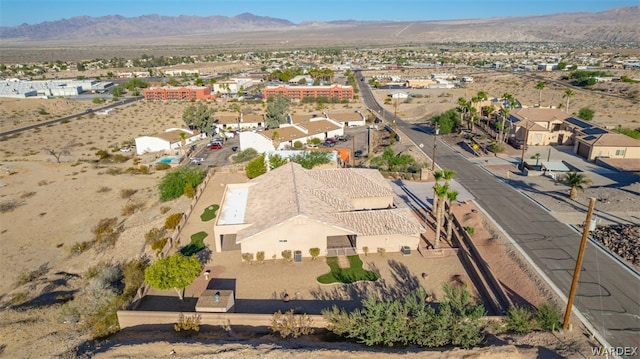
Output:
[355, 71, 640, 350]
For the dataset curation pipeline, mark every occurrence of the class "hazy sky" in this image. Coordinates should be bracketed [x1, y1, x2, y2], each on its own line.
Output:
[1, 0, 638, 27]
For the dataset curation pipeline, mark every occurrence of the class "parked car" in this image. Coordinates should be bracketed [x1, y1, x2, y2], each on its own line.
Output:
[210, 143, 222, 150]
[507, 137, 527, 150]
[120, 147, 132, 153]
[337, 135, 350, 142]
[321, 141, 335, 147]
[354, 150, 363, 158]
[325, 138, 338, 144]
[231, 146, 239, 152]
[306, 144, 319, 149]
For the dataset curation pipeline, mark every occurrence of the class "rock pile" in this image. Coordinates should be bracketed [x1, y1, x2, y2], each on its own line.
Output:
[591, 224, 640, 267]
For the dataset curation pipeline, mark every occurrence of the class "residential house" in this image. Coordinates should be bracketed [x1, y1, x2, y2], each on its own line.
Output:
[574, 132, 640, 161]
[212, 113, 265, 134]
[213, 162, 424, 258]
[507, 108, 573, 146]
[134, 128, 204, 155]
[239, 117, 343, 152]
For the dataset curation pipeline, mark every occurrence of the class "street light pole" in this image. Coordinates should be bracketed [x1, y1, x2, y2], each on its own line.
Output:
[562, 197, 597, 331]
[431, 124, 439, 171]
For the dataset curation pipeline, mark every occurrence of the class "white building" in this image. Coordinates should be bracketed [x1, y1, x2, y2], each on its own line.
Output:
[134, 128, 205, 155]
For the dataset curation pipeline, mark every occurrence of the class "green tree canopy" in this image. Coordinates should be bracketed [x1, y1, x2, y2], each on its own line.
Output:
[245, 155, 267, 179]
[144, 254, 202, 300]
[182, 103, 214, 133]
[289, 151, 332, 169]
[265, 95, 291, 129]
[431, 109, 461, 135]
[578, 107, 595, 121]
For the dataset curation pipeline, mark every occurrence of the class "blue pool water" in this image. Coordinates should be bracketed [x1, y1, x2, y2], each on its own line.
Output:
[158, 156, 177, 164]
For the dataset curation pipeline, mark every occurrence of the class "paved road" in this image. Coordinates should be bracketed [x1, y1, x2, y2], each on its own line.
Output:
[0, 96, 141, 137]
[355, 71, 640, 350]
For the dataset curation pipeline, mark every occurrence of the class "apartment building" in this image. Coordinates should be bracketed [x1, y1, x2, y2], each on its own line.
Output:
[264, 84, 354, 101]
[143, 86, 215, 101]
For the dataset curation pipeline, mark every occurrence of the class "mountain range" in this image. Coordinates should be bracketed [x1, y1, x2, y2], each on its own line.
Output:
[1, 8, 639, 47]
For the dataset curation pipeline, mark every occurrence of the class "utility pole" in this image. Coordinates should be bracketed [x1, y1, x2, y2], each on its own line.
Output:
[431, 124, 439, 171]
[563, 197, 597, 331]
[351, 132, 355, 167]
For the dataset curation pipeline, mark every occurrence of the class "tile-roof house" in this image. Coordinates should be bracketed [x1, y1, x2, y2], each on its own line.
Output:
[508, 108, 573, 146]
[574, 132, 640, 161]
[134, 128, 204, 155]
[213, 163, 424, 259]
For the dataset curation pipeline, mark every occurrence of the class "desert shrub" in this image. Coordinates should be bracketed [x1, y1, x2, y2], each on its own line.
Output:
[126, 165, 150, 174]
[38, 180, 49, 186]
[20, 191, 36, 199]
[145, 227, 166, 245]
[158, 167, 206, 201]
[92, 217, 122, 249]
[8, 291, 29, 306]
[242, 252, 254, 262]
[271, 309, 315, 338]
[0, 199, 23, 213]
[154, 162, 171, 170]
[165, 213, 183, 230]
[377, 247, 386, 256]
[489, 141, 506, 154]
[70, 241, 93, 255]
[151, 237, 169, 257]
[362, 246, 369, 256]
[309, 247, 320, 260]
[105, 167, 124, 175]
[464, 226, 475, 235]
[322, 284, 485, 348]
[97, 186, 111, 193]
[289, 151, 332, 169]
[281, 250, 292, 261]
[233, 148, 259, 163]
[505, 305, 535, 334]
[160, 206, 171, 214]
[121, 258, 148, 299]
[535, 303, 562, 331]
[184, 182, 195, 198]
[121, 201, 144, 216]
[13, 263, 49, 288]
[293, 140, 303, 149]
[174, 313, 201, 336]
[256, 251, 265, 262]
[120, 188, 137, 198]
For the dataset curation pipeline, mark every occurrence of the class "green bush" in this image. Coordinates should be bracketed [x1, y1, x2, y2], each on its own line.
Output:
[535, 303, 562, 331]
[164, 213, 183, 230]
[271, 310, 315, 338]
[245, 155, 267, 179]
[151, 237, 168, 257]
[309, 247, 320, 260]
[158, 167, 206, 201]
[256, 251, 265, 262]
[489, 141, 506, 154]
[241, 252, 254, 262]
[184, 182, 195, 198]
[505, 305, 535, 334]
[464, 226, 475, 235]
[322, 284, 485, 348]
[145, 227, 166, 244]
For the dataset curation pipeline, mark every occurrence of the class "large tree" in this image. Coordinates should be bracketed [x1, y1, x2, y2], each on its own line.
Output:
[563, 88, 575, 114]
[265, 94, 291, 129]
[144, 254, 202, 301]
[535, 81, 546, 106]
[560, 172, 592, 200]
[433, 183, 450, 249]
[182, 103, 214, 134]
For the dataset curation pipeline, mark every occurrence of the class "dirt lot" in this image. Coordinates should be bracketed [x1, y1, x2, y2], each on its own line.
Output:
[0, 69, 628, 357]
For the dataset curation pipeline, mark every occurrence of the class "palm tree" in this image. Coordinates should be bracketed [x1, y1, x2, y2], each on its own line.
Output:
[457, 97, 468, 128]
[442, 169, 456, 185]
[563, 88, 575, 114]
[431, 170, 444, 216]
[433, 183, 450, 249]
[536, 81, 546, 106]
[560, 172, 592, 200]
[445, 190, 459, 244]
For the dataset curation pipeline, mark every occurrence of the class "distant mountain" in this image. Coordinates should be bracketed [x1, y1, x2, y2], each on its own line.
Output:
[1, 8, 638, 46]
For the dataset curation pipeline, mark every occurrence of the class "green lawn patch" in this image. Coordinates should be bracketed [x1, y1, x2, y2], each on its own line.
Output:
[317, 255, 379, 284]
[200, 204, 220, 222]
[180, 231, 208, 256]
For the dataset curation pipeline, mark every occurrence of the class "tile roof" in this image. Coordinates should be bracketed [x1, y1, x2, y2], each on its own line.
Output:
[236, 163, 413, 242]
[333, 209, 424, 236]
[510, 108, 571, 123]
[592, 133, 640, 147]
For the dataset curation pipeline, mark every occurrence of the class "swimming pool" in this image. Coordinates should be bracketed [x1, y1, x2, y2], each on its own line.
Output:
[158, 156, 178, 164]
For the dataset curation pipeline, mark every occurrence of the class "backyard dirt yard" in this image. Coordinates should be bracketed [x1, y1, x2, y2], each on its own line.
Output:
[0, 69, 624, 358]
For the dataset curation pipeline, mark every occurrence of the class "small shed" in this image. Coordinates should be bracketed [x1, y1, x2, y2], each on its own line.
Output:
[195, 289, 235, 313]
[540, 161, 570, 180]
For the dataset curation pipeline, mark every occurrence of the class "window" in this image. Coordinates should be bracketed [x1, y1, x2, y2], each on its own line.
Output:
[615, 149, 625, 156]
[279, 239, 288, 243]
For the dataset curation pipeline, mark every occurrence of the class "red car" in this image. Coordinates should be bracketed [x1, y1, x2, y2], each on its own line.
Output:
[210, 143, 222, 150]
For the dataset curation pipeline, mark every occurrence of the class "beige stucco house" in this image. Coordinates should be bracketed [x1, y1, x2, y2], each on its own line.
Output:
[574, 132, 640, 161]
[508, 108, 573, 146]
[213, 163, 424, 259]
